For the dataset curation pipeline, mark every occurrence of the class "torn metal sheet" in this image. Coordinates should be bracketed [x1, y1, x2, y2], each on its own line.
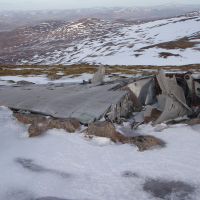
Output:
[155, 70, 192, 124]
[0, 83, 129, 124]
[91, 65, 105, 85]
[127, 77, 156, 106]
[128, 70, 200, 125]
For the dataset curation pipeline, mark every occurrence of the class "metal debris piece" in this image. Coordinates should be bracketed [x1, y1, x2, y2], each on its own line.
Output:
[127, 76, 156, 106]
[155, 70, 193, 124]
[0, 82, 134, 124]
[128, 70, 200, 125]
[91, 65, 105, 85]
[0, 68, 199, 126]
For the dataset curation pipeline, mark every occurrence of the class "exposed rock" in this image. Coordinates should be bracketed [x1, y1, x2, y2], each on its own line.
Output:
[48, 118, 81, 133]
[87, 121, 126, 142]
[125, 135, 165, 151]
[87, 121, 165, 151]
[13, 112, 47, 125]
[15, 111, 165, 151]
[13, 112, 80, 137]
[28, 121, 49, 137]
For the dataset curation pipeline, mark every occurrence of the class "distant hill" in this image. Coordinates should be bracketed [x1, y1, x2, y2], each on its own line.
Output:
[0, 4, 200, 31]
[0, 10, 200, 65]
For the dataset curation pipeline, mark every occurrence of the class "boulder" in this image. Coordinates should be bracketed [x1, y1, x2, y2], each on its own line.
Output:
[48, 118, 81, 133]
[13, 112, 47, 125]
[28, 121, 49, 137]
[126, 135, 165, 151]
[87, 121, 165, 151]
[87, 121, 126, 142]
[13, 112, 81, 137]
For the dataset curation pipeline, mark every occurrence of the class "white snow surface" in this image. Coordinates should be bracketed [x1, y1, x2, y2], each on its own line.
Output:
[23, 14, 200, 66]
[0, 73, 94, 85]
[0, 106, 200, 200]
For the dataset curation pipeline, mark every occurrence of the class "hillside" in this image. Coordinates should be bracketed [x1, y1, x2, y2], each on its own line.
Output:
[1, 5, 200, 31]
[0, 11, 200, 65]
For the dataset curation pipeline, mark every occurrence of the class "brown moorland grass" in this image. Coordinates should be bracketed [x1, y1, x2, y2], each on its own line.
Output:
[138, 36, 200, 51]
[156, 38, 198, 49]
[0, 64, 199, 79]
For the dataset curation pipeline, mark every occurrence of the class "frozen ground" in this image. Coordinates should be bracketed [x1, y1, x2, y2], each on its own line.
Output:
[0, 106, 200, 200]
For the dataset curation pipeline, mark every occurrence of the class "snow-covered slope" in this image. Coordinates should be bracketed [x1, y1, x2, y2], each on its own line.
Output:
[0, 106, 200, 200]
[0, 12, 200, 65]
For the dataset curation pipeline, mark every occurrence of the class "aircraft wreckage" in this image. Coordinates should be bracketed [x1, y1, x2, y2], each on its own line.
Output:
[0, 67, 200, 125]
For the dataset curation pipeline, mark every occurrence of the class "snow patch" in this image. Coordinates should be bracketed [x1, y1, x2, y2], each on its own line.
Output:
[0, 107, 200, 199]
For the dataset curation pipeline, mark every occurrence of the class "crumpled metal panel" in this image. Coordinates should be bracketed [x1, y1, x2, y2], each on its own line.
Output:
[0, 83, 127, 124]
[155, 70, 192, 124]
[127, 77, 156, 105]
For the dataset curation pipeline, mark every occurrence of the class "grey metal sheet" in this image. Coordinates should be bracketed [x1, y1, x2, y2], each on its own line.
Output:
[0, 83, 127, 124]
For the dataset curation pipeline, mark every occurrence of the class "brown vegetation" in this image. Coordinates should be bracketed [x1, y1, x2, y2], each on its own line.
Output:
[0, 64, 200, 80]
[159, 52, 180, 58]
[156, 38, 198, 49]
[139, 36, 200, 51]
